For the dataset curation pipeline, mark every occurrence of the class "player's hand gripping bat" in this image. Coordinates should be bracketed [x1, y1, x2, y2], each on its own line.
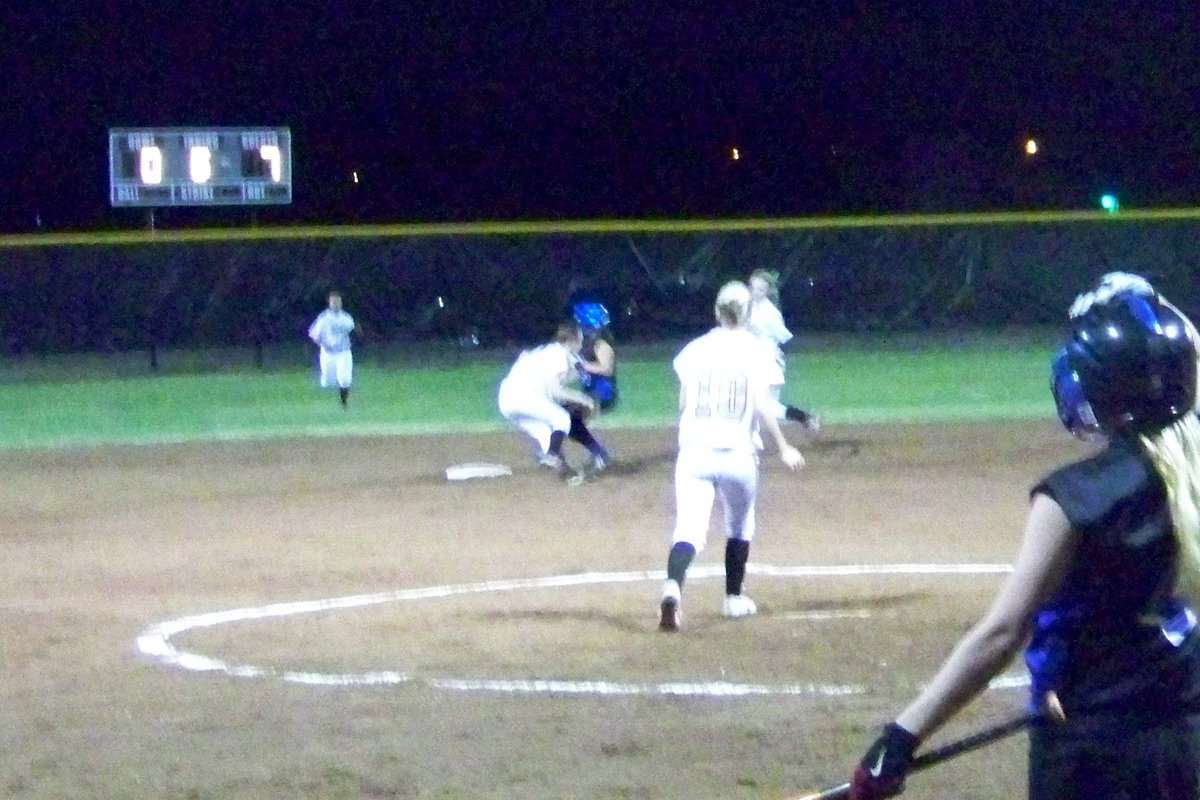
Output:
[783, 712, 1035, 800]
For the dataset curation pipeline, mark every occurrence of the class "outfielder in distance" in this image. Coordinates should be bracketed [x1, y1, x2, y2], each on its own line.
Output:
[659, 280, 805, 631]
[846, 273, 1200, 800]
[747, 268, 821, 434]
[307, 290, 359, 409]
[497, 321, 609, 484]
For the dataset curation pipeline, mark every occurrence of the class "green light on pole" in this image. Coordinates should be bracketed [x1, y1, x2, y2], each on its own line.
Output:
[1100, 193, 1119, 213]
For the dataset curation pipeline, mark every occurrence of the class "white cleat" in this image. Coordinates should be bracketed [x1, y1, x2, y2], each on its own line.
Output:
[722, 593, 758, 618]
[659, 580, 681, 631]
[538, 453, 578, 484]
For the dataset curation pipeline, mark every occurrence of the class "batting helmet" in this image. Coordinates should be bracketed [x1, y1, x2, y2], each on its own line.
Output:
[573, 301, 610, 332]
[1052, 289, 1197, 438]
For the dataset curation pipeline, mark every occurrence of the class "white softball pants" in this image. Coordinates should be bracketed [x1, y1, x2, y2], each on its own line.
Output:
[318, 348, 353, 389]
[671, 447, 759, 551]
[768, 344, 788, 420]
[497, 381, 571, 456]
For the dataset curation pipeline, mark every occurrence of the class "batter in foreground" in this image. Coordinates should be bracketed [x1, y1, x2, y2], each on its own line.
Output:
[847, 272, 1200, 800]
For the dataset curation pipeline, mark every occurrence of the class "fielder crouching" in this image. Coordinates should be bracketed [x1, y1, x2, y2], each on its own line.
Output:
[498, 321, 610, 484]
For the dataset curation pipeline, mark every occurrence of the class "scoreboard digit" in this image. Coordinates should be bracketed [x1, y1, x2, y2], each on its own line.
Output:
[108, 126, 292, 207]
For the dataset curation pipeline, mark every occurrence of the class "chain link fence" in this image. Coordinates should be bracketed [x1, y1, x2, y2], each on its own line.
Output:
[2, 215, 1198, 359]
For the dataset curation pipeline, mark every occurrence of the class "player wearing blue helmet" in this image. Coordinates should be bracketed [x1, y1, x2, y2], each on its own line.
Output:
[847, 273, 1200, 800]
[552, 300, 614, 476]
[573, 301, 619, 411]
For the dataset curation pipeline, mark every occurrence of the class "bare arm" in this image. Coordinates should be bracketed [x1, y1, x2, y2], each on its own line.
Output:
[579, 340, 615, 376]
[894, 493, 1076, 739]
[753, 385, 804, 469]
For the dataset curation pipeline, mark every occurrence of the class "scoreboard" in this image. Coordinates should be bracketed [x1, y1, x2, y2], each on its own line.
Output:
[108, 126, 292, 207]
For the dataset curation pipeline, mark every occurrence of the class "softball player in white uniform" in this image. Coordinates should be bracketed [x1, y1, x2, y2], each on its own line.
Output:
[498, 322, 596, 481]
[308, 291, 358, 407]
[747, 269, 820, 432]
[659, 281, 805, 631]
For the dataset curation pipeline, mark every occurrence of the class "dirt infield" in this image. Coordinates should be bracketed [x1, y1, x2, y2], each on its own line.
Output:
[0, 419, 1090, 800]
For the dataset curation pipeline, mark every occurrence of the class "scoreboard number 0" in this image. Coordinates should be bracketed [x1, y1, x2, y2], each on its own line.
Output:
[135, 144, 280, 185]
[109, 126, 292, 207]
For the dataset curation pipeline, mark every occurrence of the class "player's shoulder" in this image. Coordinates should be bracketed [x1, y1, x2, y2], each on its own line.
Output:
[676, 327, 753, 362]
[675, 327, 718, 356]
[530, 341, 567, 361]
[1035, 436, 1162, 538]
[718, 327, 761, 349]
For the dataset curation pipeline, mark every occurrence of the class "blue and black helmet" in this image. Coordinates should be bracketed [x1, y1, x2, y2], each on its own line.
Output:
[573, 301, 610, 332]
[1052, 287, 1197, 438]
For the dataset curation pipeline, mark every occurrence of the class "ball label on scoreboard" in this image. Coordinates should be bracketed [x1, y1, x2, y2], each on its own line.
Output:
[108, 126, 292, 207]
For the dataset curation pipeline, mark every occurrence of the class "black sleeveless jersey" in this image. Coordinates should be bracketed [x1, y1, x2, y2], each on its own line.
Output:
[580, 333, 618, 410]
[1028, 433, 1200, 716]
[581, 336, 599, 363]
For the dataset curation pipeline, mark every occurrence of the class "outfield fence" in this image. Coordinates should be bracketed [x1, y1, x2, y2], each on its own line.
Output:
[3, 209, 1199, 360]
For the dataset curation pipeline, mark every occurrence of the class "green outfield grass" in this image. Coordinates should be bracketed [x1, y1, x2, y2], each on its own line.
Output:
[0, 338, 1056, 450]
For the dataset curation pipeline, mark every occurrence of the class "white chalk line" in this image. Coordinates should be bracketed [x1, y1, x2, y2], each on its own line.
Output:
[136, 562, 1027, 698]
[781, 610, 876, 621]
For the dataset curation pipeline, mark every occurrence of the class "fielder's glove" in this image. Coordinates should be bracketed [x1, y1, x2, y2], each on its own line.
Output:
[575, 363, 594, 389]
[849, 722, 918, 800]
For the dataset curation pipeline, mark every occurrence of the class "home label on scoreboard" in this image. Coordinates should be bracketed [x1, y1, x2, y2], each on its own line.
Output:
[108, 126, 292, 207]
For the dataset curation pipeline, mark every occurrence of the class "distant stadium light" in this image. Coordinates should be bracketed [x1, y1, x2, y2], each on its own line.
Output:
[1024, 138, 1038, 155]
[1100, 193, 1119, 213]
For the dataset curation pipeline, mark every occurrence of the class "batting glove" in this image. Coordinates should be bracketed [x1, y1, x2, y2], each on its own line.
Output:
[849, 722, 918, 800]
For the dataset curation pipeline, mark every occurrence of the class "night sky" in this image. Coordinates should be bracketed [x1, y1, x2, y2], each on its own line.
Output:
[2, 1, 1198, 231]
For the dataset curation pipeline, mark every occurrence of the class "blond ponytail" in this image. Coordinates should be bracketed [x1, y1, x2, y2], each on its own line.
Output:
[1138, 414, 1200, 605]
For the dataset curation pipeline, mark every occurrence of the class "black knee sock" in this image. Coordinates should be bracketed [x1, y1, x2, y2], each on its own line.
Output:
[666, 542, 696, 586]
[784, 405, 811, 424]
[725, 538, 750, 595]
[339, 387, 349, 406]
[548, 430, 566, 457]
[569, 412, 608, 458]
